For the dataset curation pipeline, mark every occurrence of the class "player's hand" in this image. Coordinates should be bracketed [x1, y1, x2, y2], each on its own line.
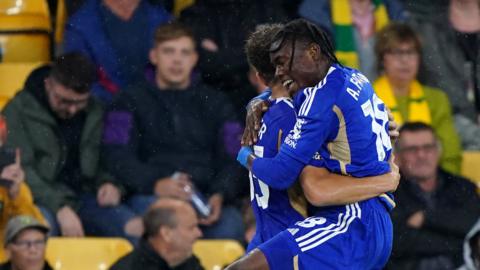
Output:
[154, 173, 192, 201]
[241, 99, 269, 146]
[57, 206, 85, 237]
[1, 149, 24, 199]
[407, 211, 425, 229]
[387, 154, 400, 192]
[97, 182, 121, 207]
[387, 108, 399, 143]
[199, 193, 223, 226]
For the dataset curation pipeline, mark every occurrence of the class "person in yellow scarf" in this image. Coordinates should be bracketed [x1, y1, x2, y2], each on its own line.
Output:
[374, 23, 462, 174]
[298, 0, 407, 81]
[0, 115, 45, 262]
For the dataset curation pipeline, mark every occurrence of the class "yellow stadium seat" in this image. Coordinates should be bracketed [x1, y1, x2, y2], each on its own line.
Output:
[0, 0, 51, 31]
[46, 237, 133, 270]
[0, 62, 44, 109]
[54, 0, 67, 44]
[174, 0, 195, 17]
[0, 34, 51, 62]
[462, 151, 480, 187]
[0, 0, 51, 62]
[193, 240, 245, 270]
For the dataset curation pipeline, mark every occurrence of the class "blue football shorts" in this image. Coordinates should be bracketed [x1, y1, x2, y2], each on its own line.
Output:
[257, 198, 393, 270]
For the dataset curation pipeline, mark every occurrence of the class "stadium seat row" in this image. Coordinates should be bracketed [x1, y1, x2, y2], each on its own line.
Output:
[1, 238, 244, 270]
[0, 0, 66, 63]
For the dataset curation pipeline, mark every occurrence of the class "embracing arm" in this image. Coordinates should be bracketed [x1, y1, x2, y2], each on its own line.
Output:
[300, 163, 399, 207]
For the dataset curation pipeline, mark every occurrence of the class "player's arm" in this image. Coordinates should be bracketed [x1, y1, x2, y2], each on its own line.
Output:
[299, 158, 400, 207]
[244, 84, 337, 190]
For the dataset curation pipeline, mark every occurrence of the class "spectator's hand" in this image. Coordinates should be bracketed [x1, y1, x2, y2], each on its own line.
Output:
[201, 38, 219, 52]
[57, 206, 85, 237]
[241, 99, 269, 146]
[97, 182, 121, 207]
[387, 108, 399, 143]
[407, 211, 425, 229]
[199, 193, 223, 226]
[154, 172, 192, 200]
[1, 149, 24, 199]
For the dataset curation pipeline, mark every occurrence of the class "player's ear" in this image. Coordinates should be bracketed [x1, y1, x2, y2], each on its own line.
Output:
[256, 71, 268, 86]
[308, 43, 321, 61]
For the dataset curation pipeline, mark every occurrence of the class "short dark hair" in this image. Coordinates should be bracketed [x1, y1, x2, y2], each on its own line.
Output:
[396, 122, 438, 150]
[245, 23, 283, 84]
[50, 52, 96, 94]
[375, 23, 422, 72]
[143, 205, 178, 238]
[399, 122, 435, 135]
[270, 18, 339, 71]
[153, 21, 195, 47]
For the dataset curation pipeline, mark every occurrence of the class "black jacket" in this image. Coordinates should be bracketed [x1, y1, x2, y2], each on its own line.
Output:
[179, 0, 294, 115]
[102, 79, 245, 202]
[109, 239, 204, 270]
[387, 169, 480, 270]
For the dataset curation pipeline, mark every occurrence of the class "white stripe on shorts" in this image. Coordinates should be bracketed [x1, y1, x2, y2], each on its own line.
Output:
[296, 203, 361, 252]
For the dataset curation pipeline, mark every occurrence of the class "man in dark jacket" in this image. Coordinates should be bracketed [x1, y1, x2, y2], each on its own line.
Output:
[388, 122, 480, 270]
[103, 22, 245, 240]
[2, 53, 142, 240]
[110, 198, 204, 270]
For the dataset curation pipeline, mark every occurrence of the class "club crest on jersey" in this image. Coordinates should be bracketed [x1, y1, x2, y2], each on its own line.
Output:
[313, 152, 322, 160]
[285, 118, 306, 149]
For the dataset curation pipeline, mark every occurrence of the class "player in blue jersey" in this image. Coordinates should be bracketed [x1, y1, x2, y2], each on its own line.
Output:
[234, 22, 400, 269]
[243, 24, 399, 254]
[233, 19, 397, 270]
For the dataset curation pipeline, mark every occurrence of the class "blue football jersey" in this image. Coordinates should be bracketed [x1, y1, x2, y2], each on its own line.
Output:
[248, 97, 307, 252]
[252, 64, 394, 209]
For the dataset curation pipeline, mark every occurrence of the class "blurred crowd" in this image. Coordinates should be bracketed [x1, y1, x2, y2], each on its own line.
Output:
[0, 0, 480, 269]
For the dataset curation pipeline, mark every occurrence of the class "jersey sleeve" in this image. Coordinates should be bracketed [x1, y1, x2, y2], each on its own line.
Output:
[251, 81, 339, 190]
[281, 87, 337, 164]
[257, 101, 297, 157]
[272, 102, 297, 150]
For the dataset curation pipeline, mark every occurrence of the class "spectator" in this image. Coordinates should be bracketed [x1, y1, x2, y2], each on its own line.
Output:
[401, 0, 449, 22]
[103, 22, 245, 241]
[299, 0, 407, 81]
[63, 0, 172, 103]
[373, 23, 462, 174]
[0, 117, 45, 261]
[458, 219, 480, 270]
[109, 198, 204, 270]
[2, 53, 142, 241]
[388, 122, 480, 270]
[1, 215, 52, 270]
[179, 0, 292, 114]
[410, 0, 480, 150]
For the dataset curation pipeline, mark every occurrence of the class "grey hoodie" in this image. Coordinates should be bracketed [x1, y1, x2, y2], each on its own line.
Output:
[459, 219, 480, 270]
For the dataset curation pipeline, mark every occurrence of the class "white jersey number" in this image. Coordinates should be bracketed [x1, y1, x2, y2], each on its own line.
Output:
[361, 94, 392, 161]
[249, 145, 270, 209]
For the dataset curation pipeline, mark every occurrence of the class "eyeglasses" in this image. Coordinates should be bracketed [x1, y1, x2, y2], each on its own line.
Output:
[46, 78, 90, 108]
[12, 239, 47, 249]
[49, 88, 89, 107]
[398, 143, 437, 155]
[386, 48, 418, 58]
